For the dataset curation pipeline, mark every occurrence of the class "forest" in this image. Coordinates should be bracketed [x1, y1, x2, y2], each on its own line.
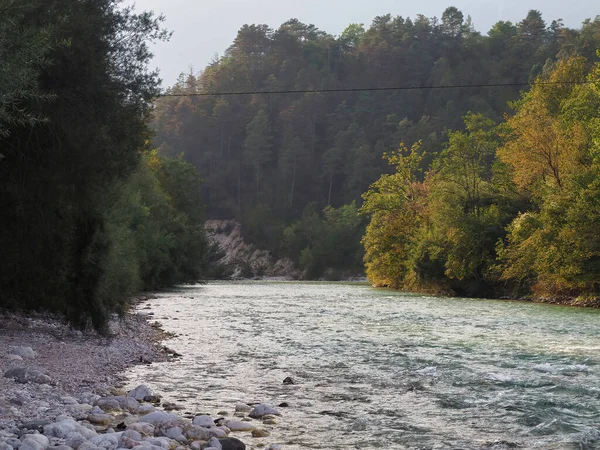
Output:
[152, 7, 600, 296]
[0, 0, 211, 331]
[2, 2, 600, 333]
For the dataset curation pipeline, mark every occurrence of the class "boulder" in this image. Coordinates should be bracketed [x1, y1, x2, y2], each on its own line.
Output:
[251, 429, 269, 438]
[248, 405, 280, 419]
[10, 347, 36, 359]
[164, 428, 185, 442]
[124, 423, 153, 437]
[139, 412, 180, 426]
[205, 438, 222, 450]
[65, 432, 87, 449]
[20, 434, 49, 450]
[61, 397, 79, 405]
[127, 386, 151, 401]
[87, 415, 112, 426]
[0, 443, 14, 450]
[94, 398, 121, 413]
[191, 416, 214, 428]
[217, 438, 245, 450]
[6, 438, 21, 449]
[4, 368, 50, 384]
[44, 419, 97, 440]
[112, 397, 140, 413]
[223, 421, 254, 432]
[233, 404, 251, 413]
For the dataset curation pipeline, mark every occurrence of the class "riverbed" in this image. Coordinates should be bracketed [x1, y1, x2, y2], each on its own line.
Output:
[125, 281, 600, 449]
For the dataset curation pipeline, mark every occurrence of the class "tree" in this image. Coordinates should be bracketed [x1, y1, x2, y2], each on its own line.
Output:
[244, 108, 272, 204]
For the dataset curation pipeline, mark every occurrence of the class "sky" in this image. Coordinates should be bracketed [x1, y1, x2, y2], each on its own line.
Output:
[124, 0, 599, 88]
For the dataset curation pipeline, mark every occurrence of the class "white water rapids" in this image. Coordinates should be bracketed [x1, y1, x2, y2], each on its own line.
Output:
[125, 281, 600, 449]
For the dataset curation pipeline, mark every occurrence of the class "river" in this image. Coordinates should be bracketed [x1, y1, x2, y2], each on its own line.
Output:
[124, 281, 600, 449]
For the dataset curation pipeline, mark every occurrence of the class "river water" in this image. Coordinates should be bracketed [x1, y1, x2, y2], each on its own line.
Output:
[124, 281, 600, 449]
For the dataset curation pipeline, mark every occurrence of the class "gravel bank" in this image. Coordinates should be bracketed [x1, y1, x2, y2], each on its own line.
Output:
[0, 304, 168, 430]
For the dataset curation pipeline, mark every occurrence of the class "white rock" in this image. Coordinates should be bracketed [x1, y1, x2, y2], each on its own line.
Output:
[139, 412, 181, 425]
[266, 445, 282, 450]
[183, 426, 211, 441]
[125, 423, 154, 436]
[137, 405, 156, 414]
[61, 397, 79, 405]
[249, 404, 280, 418]
[65, 432, 87, 450]
[225, 420, 255, 432]
[234, 403, 252, 413]
[78, 443, 100, 450]
[20, 435, 48, 450]
[5, 438, 20, 448]
[90, 434, 120, 448]
[206, 438, 222, 450]
[127, 385, 152, 401]
[117, 437, 142, 449]
[44, 419, 97, 440]
[10, 347, 36, 359]
[113, 397, 140, 413]
[7, 355, 23, 362]
[189, 442, 202, 450]
[207, 427, 228, 439]
[142, 438, 171, 450]
[0, 444, 14, 450]
[95, 398, 121, 412]
[191, 416, 214, 428]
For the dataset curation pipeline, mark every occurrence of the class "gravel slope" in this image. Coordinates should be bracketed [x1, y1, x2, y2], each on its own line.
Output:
[0, 305, 168, 430]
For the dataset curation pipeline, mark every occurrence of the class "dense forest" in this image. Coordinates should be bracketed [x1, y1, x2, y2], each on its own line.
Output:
[362, 55, 600, 302]
[0, 0, 210, 331]
[152, 8, 600, 281]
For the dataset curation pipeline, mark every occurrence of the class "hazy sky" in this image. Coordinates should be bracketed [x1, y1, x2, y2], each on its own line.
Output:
[124, 0, 599, 87]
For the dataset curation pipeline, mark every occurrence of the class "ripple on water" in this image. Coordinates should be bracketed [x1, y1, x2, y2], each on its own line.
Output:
[124, 281, 600, 450]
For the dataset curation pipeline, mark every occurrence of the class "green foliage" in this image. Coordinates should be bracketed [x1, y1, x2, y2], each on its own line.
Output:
[363, 54, 600, 301]
[283, 203, 365, 278]
[0, 0, 206, 332]
[150, 8, 600, 278]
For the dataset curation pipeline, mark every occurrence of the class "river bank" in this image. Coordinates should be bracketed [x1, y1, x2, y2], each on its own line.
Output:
[0, 304, 282, 450]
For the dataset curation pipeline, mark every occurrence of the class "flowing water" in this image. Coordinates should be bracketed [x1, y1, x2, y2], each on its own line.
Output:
[124, 281, 600, 449]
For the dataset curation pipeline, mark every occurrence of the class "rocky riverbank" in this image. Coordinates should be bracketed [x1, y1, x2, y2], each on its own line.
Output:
[0, 307, 283, 450]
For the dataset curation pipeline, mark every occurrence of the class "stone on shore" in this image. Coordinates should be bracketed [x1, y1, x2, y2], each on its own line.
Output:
[191, 416, 213, 428]
[44, 419, 98, 440]
[217, 438, 245, 450]
[223, 421, 254, 432]
[19, 434, 49, 450]
[139, 412, 180, 425]
[251, 429, 270, 438]
[10, 347, 37, 359]
[205, 437, 222, 450]
[248, 405, 280, 419]
[65, 432, 88, 449]
[95, 398, 122, 413]
[4, 368, 50, 385]
[127, 385, 152, 401]
[233, 404, 251, 413]
[125, 423, 154, 436]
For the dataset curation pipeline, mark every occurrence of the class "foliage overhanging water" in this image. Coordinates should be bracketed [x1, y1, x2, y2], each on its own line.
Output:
[125, 281, 600, 449]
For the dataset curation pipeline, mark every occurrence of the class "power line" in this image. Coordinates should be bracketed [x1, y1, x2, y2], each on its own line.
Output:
[157, 80, 593, 98]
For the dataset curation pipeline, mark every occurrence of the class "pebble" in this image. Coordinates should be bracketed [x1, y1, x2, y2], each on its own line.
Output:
[248, 405, 280, 419]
